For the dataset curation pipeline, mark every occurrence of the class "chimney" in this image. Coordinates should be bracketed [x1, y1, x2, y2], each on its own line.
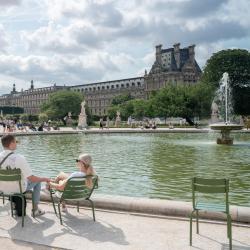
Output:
[30, 80, 34, 90]
[12, 83, 16, 93]
[155, 44, 162, 64]
[173, 43, 180, 69]
[188, 44, 195, 63]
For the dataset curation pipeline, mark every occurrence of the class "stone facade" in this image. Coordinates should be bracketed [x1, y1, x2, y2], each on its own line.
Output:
[144, 43, 202, 98]
[0, 43, 201, 116]
[0, 81, 66, 115]
[70, 77, 144, 116]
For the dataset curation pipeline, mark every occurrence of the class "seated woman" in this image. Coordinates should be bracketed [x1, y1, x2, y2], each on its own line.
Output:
[48, 153, 96, 212]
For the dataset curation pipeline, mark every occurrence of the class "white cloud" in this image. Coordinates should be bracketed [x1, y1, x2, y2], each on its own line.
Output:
[0, 25, 9, 52]
[0, 0, 21, 6]
[0, 0, 249, 95]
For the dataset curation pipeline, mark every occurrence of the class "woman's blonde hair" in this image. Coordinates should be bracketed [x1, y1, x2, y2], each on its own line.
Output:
[78, 153, 96, 188]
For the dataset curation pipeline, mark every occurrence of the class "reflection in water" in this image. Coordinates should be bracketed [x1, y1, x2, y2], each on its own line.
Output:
[1, 133, 249, 206]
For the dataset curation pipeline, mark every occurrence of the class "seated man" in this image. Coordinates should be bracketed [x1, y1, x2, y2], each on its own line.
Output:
[0, 134, 50, 216]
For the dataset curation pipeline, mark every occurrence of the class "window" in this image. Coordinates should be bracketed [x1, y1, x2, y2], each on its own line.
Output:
[107, 86, 110, 89]
[126, 83, 129, 88]
[111, 85, 114, 89]
[137, 82, 141, 86]
[116, 84, 119, 88]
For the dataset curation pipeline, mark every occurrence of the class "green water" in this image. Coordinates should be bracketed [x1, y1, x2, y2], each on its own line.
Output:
[1, 133, 250, 206]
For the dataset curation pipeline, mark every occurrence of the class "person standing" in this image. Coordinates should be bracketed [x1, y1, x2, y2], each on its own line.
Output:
[105, 117, 110, 129]
[99, 118, 104, 129]
[0, 134, 50, 216]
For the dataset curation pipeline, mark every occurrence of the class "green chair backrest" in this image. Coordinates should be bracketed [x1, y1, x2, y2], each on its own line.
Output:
[62, 175, 98, 201]
[192, 177, 229, 212]
[0, 168, 22, 193]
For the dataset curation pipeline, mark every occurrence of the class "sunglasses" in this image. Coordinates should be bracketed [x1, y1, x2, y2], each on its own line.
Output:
[75, 159, 85, 164]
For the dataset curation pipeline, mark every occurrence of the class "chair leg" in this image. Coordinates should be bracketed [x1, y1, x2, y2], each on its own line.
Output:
[77, 201, 79, 213]
[58, 203, 63, 225]
[10, 196, 14, 217]
[190, 210, 194, 246]
[21, 196, 24, 227]
[196, 210, 199, 234]
[88, 199, 95, 221]
[50, 190, 57, 215]
[227, 214, 232, 250]
[31, 191, 35, 218]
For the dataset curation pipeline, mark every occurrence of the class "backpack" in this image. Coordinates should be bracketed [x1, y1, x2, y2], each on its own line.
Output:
[11, 195, 27, 216]
[0, 152, 27, 217]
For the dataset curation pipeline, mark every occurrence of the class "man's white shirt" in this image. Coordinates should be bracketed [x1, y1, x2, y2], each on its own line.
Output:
[0, 150, 32, 193]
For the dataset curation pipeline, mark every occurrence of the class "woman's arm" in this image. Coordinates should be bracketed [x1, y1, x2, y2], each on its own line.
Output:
[49, 179, 67, 191]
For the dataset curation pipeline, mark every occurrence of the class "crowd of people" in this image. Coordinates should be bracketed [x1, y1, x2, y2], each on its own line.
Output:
[0, 118, 59, 133]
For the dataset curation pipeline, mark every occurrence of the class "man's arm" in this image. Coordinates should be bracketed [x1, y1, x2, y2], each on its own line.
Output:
[27, 175, 50, 183]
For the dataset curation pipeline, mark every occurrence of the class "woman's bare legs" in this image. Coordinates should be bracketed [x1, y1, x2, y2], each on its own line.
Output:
[54, 172, 69, 183]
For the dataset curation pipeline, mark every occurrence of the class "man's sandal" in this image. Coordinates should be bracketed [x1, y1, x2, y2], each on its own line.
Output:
[32, 209, 45, 217]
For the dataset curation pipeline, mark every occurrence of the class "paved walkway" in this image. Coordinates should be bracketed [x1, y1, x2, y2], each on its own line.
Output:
[0, 201, 250, 250]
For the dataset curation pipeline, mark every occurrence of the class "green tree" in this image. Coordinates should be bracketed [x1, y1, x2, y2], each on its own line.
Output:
[131, 99, 150, 119]
[107, 105, 119, 120]
[41, 90, 83, 120]
[20, 113, 29, 123]
[119, 101, 134, 120]
[38, 113, 48, 123]
[202, 49, 250, 115]
[188, 82, 214, 118]
[150, 83, 212, 121]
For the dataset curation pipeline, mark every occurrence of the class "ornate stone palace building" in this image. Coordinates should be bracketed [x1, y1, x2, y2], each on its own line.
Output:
[0, 43, 201, 116]
[145, 43, 202, 98]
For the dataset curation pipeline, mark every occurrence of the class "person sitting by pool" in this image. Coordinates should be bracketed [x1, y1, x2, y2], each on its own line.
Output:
[152, 121, 157, 129]
[48, 153, 96, 212]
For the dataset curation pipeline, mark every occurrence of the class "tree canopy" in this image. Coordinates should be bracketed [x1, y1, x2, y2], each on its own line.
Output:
[41, 90, 83, 119]
[149, 83, 213, 120]
[202, 49, 250, 116]
[108, 82, 213, 121]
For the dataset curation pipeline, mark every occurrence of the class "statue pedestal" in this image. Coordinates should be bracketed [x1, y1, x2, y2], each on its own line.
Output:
[115, 118, 121, 127]
[78, 114, 87, 129]
[211, 115, 219, 124]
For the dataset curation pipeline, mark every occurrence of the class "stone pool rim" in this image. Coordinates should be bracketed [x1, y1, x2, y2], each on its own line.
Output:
[32, 192, 250, 224]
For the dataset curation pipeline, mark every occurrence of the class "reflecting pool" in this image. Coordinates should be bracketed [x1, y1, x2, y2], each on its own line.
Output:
[1, 132, 250, 206]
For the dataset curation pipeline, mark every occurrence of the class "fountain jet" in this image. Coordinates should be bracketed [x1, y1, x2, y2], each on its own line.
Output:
[210, 72, 243, 145]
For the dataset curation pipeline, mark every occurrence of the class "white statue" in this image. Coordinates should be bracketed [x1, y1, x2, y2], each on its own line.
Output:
[211, 100, 219, 123]
[81, 101, 86, 115]
[78, 101, 87, 129]
[115, 111, 121, 127]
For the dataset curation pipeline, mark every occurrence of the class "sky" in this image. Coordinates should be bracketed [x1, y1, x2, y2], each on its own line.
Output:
[0, 0, 249, 95]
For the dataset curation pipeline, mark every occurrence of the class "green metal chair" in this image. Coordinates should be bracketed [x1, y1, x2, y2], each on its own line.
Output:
[190, 177, 232, 250]
[0, 168, 26, 227]
[50, 175, 98, 225]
